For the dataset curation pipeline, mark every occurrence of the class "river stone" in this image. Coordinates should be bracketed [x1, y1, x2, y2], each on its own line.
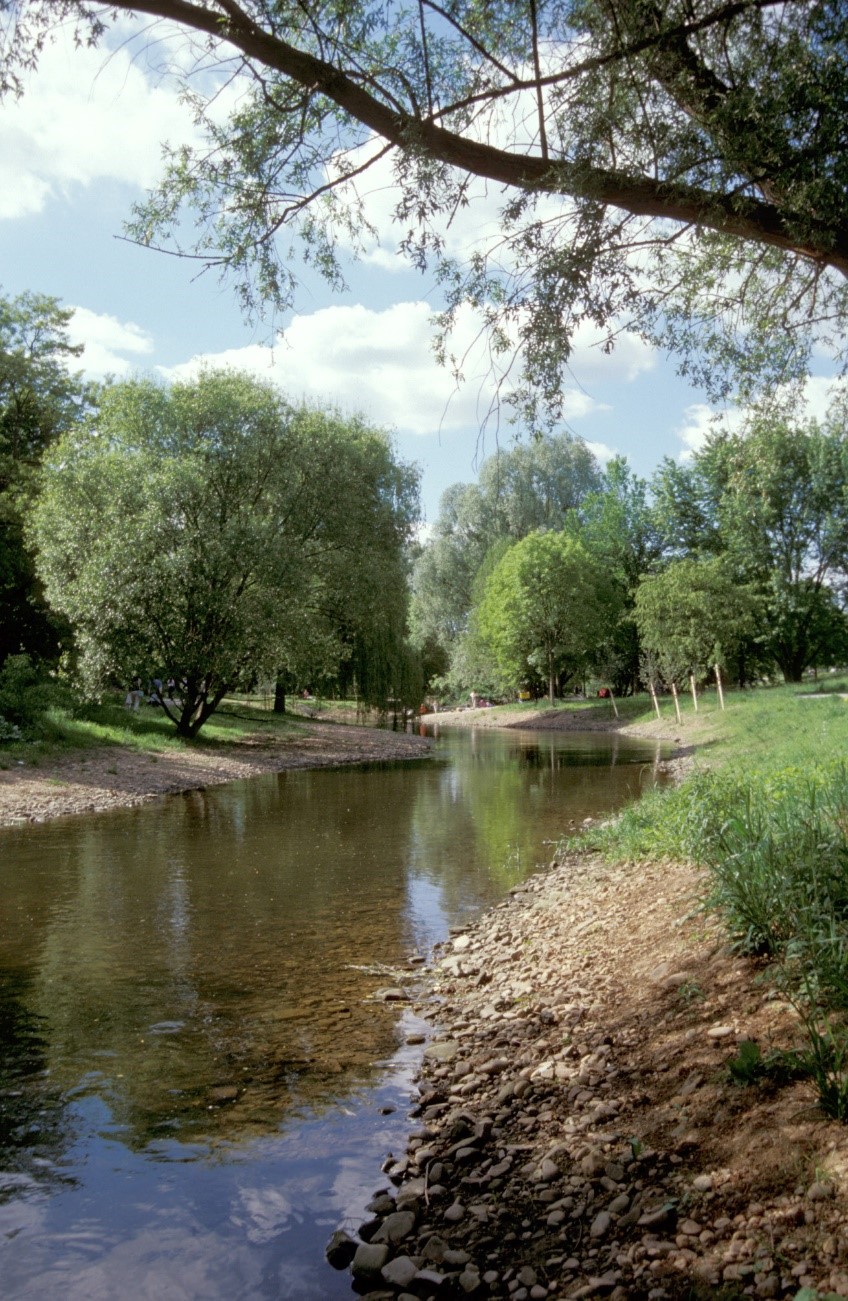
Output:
[424, 1040, 460, 1063]
[422, 1234, 449, 1263]
[373, 1210, 417, 1244]
[413, 1268, 447, 1293]
[382, 1255, 419, 1289]
[367, 1193, 396, 1216]
[452, 934, 472, 951]
[208, 1085, 238, 1103]
[459, 1269, 482, 1294]
[351, 1242, 390, 1282]
[357, 1216, 382, 1242]
[325, 1229, 357, 1269]
[396, 1177, 427, 1208]
[590, 1210, 611, 1238]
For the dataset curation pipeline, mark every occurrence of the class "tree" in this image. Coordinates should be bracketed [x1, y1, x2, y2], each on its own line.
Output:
[477, 530, 617, 703]
[653, 410, 848, 681]
[31, 370, 419, 735]
[410, 431, 600, 683]
[577, 457, 662, 692]
[5, 3, 847, 414]
[0, 289, 90, 664]
[633, 556, 760, 685]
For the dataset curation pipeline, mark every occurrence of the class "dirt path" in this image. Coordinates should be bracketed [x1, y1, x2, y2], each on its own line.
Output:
[0, 720, 432, 827]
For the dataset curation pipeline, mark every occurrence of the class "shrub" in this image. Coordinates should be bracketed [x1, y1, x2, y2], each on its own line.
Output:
[0, 654, 62, 738]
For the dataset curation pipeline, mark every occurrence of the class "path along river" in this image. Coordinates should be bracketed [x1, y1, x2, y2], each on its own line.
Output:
[0, 724, 666, 1300]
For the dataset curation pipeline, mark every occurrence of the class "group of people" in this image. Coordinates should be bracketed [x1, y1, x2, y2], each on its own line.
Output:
[124, 676, 182, 711]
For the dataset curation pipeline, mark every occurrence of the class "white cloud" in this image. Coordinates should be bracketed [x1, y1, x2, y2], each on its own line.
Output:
[793, 374, 847, 421]
[67, 307, 154, 377]
[675, 403, 746, 460]
[584, 440, 618, 465]
[162, 299, 651, 437]
[676, 375, 848, 460]
[0, 30, 202, 220]
[675, 403, 717, 459]
[164, 300, 503, 434]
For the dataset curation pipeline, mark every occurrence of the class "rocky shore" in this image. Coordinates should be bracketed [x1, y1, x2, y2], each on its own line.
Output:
[329, 850, 848, 1299]
[0, 719, 432, 826]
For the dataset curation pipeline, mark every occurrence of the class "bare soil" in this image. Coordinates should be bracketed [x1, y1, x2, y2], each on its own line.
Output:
[0, 719, 431, 827]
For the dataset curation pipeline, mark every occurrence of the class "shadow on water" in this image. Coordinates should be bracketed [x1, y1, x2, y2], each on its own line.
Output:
[0, 726, 666, 1298]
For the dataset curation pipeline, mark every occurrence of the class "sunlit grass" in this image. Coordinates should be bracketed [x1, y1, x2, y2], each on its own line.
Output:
[581, 675, 848, 1119]
[2, 694, 308, 765]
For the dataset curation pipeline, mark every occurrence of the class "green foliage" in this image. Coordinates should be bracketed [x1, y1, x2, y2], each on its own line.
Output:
[6, 1, 847, 414]
[31, 370, 419, 736]
[585, 682, 848, 1119]
[0, 288, 90, 665]
[410, 433, 601, 694]
[634, 556, 761, 685]
[476, 530, 619, 702]
[726, 1039, 764, 1086]
[0, 653, 65, 737]
[578, 459, 661, 693]
[652, 411, 848, 681]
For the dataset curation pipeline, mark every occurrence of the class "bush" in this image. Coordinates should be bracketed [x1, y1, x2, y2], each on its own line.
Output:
[0, 654, 62, 738]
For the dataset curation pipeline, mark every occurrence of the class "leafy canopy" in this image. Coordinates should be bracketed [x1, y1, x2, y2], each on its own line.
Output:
[652, 408, 848, 680]
[0, 288, 90, 664]
[31, 369, 419, 735]
[4, 2, 848, 415]
[410, 431, 601, 684]
[633, 555, 760, 684]
[476, 530, 618, 701]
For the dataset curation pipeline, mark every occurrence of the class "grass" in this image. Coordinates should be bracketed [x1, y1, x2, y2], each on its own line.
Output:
[0, 694, 309, 766]
[580, 674, 848, 1120]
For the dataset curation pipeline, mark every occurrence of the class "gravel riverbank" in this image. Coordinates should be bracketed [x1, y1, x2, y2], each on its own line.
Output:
[331, 849, 848, 1299]
[0, 720, 432, 827]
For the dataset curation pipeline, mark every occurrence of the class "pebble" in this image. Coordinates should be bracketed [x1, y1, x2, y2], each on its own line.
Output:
[325, 851, 844, 1300]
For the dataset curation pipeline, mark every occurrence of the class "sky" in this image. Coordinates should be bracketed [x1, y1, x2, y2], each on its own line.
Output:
[0, 22, 841, 525]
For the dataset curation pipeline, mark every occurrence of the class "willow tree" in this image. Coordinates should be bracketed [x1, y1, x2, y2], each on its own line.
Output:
[31, 370, 419, 735]
[4, 2, 848, 414]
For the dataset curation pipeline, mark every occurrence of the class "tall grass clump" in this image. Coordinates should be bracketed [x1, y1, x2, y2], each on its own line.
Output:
[581, 724, 848, 1119]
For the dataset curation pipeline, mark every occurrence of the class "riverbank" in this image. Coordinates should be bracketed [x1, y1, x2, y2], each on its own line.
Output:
[335, 845, 848, 1300]
[0, 716, 432, 826]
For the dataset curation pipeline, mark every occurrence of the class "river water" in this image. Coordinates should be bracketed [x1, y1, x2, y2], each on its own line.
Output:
[0, 725, 665, 1299]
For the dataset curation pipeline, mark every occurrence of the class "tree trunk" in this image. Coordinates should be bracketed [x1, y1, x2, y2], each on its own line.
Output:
[548, 650, 555, 705]
[273, 674, 287, 714]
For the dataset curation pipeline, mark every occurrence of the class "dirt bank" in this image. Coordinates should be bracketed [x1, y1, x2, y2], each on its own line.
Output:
[0, 720, 432, 827]
[426, 704, 704, 783]
[428, 704, 628, 732]
[334, 849, 848, 1299]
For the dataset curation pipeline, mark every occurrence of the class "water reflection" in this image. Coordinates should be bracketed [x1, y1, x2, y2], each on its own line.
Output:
[0, 727, 665, 1298]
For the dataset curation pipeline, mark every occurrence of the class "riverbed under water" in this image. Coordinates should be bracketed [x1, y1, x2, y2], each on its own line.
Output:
[0, 725, 666, 1299]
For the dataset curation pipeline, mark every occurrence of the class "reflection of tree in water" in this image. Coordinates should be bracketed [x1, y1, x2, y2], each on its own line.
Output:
[409, 731, 664, 920]
[6, 766, 426, 1151]
[0, 740, 665, 1158]
[0, 971, 75, 1193]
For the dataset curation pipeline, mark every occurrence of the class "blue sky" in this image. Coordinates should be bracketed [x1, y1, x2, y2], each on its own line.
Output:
[1, 24, 837, 524]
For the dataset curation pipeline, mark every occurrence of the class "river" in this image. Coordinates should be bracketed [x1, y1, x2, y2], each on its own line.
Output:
[0, 725, 665, 1299]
